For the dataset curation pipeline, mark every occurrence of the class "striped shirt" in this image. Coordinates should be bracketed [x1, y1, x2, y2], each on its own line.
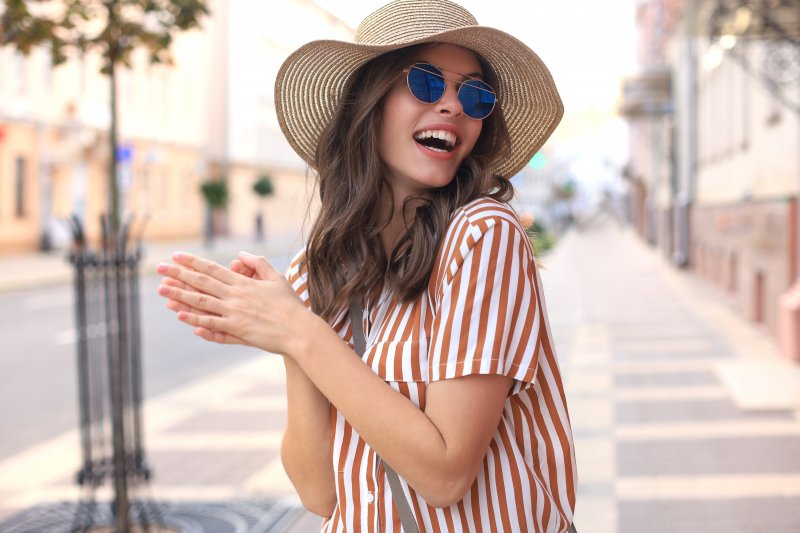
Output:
[286, 197, 577, 532]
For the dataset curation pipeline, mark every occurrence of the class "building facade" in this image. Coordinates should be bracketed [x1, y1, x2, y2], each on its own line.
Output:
[622, 0, 800, 348]
[0, 0, 352, 254]
[697, 2, 800, 340]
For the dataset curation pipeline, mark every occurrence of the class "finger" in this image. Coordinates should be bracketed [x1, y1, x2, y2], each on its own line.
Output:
[157, 261, 228, 298]
[161, 277, 194, 292]
[230, 259, 256, 279]
[238, 252, 280, 281]
[158, 284, 224, 315]
[166, 298, 216, 316]
[176, 309, 229, 336]
[171, 252, 241, 286]
[161, 277, 216, 301]
[193, 326, 247, 345]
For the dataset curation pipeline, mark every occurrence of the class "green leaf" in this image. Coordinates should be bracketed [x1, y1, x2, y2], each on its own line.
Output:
[253, 175, 275, 197]
[200, 180, 229, 209]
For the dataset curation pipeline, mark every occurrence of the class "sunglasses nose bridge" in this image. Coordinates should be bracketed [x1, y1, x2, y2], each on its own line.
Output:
[433, 77, 465, 116]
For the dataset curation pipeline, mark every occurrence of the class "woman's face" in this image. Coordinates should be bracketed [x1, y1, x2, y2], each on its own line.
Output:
[379, 44, 485, 200]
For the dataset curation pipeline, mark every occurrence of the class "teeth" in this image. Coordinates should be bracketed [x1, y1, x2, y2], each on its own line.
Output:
[413, 130, 457, 147]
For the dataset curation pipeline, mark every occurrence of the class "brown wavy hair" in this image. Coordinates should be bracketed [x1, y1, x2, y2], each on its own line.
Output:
[306, 44, 513, 321]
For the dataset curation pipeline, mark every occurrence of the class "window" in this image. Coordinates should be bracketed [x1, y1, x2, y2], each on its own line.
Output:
[44, 45, 54, 89]
[13, 51, 26, 89]
[15, 156, 26, 218]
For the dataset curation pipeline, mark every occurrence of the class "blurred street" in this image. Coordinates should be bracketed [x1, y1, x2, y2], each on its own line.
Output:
[1, 218, 799, 531]
[1, 0, 800, 530]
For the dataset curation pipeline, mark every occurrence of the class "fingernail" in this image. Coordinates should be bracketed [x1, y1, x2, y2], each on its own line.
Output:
[173, 251, 184, 261]
[239, 251, 252, 257]
[157, 285, 170, 296]
[156, 263, 169, 274]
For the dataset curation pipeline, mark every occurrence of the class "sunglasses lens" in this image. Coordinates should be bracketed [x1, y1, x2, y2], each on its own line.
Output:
[459, 80, 496, 120]
[407, 63, 445, 103]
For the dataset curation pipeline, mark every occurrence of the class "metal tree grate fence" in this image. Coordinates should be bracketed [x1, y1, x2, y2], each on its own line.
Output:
[68, 215, 158, 532]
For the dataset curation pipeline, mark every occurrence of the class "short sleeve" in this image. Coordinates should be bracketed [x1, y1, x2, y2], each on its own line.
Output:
[285, 248, 312, 309]
[427, 217, 541, 391]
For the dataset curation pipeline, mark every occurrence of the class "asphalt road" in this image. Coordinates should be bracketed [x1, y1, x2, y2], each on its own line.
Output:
[0, 255, 291, 461]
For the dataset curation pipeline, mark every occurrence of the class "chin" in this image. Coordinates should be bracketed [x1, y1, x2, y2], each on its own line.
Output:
[418, 172, 456, 190]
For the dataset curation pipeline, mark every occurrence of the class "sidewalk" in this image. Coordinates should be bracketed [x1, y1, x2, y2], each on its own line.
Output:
[546, 217, 800, 532]
[2, 219, 800, 531]
[0, 232, 306, 293]
[0, 232, 322, 531]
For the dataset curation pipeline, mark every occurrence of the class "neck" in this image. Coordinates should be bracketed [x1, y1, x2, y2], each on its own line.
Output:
[378, 189, 424, 257]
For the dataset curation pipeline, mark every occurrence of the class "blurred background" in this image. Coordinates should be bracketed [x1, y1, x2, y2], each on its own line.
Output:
[1, 0, 800, 532]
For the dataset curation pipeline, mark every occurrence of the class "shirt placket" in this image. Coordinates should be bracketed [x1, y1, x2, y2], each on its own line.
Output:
[359, 450, 380, 532]
[374, 456, 387, 532]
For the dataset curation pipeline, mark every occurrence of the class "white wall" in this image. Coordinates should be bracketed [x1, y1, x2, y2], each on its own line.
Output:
[696, 39, 800, 204]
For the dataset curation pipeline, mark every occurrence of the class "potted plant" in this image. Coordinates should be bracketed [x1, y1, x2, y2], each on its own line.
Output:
[252, 174, 275, 241]
[200, 179, 228, 248]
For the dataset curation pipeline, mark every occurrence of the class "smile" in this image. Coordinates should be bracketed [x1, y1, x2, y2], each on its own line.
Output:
[413, 129, 459, 153]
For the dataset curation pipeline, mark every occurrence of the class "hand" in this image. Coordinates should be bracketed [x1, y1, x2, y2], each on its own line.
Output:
[156, 251, 304, 354]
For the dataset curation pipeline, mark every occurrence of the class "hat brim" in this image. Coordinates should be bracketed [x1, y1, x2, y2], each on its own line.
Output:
[274, 26, 563, 179]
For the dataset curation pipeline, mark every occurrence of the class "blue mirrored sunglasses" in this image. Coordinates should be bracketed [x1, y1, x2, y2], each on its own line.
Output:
[404, 62, 497, 120]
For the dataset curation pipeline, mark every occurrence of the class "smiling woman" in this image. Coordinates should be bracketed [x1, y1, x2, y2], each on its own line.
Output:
[157, 1, 577, 532]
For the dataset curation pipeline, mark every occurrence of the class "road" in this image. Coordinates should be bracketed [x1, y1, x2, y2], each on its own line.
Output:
[0, 255, 291, 461]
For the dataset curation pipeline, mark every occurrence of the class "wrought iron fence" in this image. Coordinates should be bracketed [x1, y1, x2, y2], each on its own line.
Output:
[67, 214, 158, 532]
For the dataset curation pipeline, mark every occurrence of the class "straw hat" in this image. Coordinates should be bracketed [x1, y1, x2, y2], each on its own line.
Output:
[274, 0, 563, 179]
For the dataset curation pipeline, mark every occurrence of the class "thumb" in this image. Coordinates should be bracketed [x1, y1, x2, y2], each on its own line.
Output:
[238, 251, 279, 280]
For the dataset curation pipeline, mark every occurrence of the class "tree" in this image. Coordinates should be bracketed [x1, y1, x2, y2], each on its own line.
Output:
[0, 0, 209, 239]
[252, 174, 274, 241]
[2, 5, 210, 530]
[200, 178, 228, 247]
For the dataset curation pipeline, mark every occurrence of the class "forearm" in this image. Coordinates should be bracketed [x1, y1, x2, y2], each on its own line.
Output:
[287, 314, 469, 506]
[281, 355, 336, 516]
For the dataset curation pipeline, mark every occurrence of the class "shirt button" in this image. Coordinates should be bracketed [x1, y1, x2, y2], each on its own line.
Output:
[365, 491, 375, 504]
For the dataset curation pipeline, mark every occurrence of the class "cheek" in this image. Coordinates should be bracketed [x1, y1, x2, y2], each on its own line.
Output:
[462, 122, 483, 154]
[380, 91, 408, 145]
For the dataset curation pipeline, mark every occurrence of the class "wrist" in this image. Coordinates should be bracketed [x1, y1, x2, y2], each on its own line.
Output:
[283, 307, 322, 360]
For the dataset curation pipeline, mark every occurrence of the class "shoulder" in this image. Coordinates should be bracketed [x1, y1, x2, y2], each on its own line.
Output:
[454, 197, 524, 232]
[434, 197, 532, 286]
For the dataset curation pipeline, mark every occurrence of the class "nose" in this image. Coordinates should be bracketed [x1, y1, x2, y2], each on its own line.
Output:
[434, 81, 463, 117]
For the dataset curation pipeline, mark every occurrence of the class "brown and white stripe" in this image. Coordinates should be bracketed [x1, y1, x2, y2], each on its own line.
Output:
[287, 197, 577, 532]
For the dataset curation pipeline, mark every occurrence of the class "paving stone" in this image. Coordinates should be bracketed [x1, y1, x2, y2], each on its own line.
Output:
[614, 370, 719, 388]
[575, 481, 615, 497]
[165, 410, 286, 433]
[617, 436, 800, 476]
[236, 383, 287, 398]
[613, 350, 731, 361]
[615, 398, 793, 424]
[618, 497, 800, 533]
[610, 327, 716, 341]
[148, 450, 277, 485]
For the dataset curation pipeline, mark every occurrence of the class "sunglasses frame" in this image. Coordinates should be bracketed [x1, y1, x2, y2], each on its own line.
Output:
[403, 62, 498, 120]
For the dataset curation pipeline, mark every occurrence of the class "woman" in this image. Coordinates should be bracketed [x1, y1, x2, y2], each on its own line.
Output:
[157, 1, 577, 531]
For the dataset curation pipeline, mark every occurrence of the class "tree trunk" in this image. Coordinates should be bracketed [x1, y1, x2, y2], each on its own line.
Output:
[109, 44, 120, 238]
[106, 3, 129, 525]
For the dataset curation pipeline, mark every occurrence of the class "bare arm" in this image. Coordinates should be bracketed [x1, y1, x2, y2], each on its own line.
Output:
[290, 313, 511, 507]
[281, 355, 336, 516]
[157, 252, 511, 507]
